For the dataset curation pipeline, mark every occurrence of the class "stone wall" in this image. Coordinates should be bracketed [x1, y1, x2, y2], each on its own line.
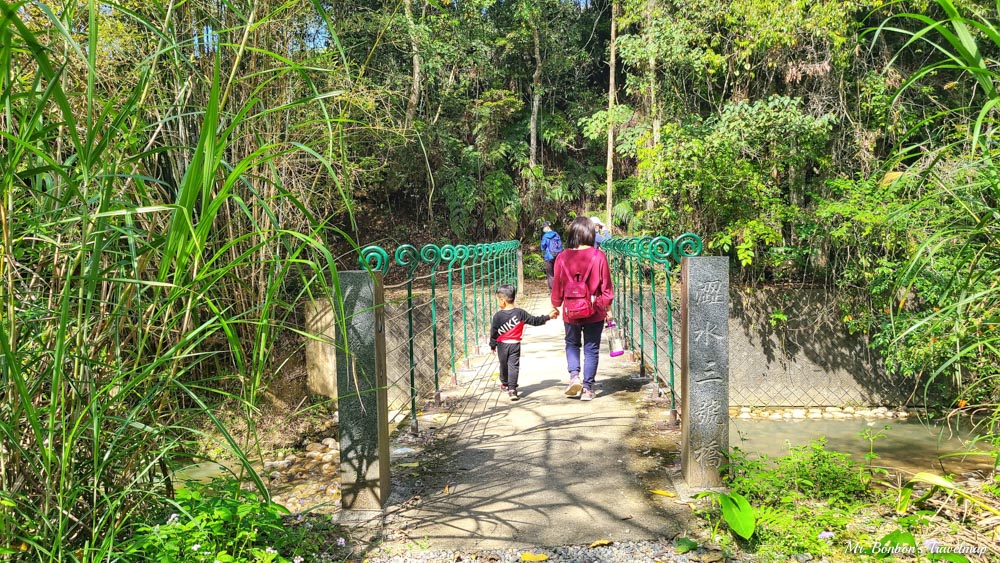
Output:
[619, 284, 907, 407]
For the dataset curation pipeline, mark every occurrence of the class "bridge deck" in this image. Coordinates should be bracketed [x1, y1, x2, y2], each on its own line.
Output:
[380, 287, 691, 550]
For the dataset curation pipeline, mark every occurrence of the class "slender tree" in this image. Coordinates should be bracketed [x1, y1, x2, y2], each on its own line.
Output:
[530, 22, 542, 172]
[403, 0, 423, 128]
[605, 0, 616, 227]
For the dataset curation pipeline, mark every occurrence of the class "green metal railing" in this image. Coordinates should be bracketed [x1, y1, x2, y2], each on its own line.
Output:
[602, 234, 703, 410]
[359, 241, 520, 433]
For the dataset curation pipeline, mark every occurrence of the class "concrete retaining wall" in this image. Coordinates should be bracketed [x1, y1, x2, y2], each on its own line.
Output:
[619, 284, 907, 407]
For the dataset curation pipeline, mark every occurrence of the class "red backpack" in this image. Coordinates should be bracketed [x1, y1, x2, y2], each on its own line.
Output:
[562, 250, 600, 321]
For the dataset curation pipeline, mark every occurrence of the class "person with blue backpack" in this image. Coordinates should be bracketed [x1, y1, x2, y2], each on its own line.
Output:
[540, 221, 563, 290]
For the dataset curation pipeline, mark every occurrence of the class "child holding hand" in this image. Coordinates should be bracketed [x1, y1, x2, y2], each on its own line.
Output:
[489, 284, 559, 401]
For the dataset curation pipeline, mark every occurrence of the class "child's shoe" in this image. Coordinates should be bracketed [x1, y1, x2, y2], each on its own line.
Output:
[564, 377, 582, 397]
[508, 389, 519, 401]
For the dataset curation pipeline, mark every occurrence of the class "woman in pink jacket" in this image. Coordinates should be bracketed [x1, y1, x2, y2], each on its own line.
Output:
[550, 216, 615, 401]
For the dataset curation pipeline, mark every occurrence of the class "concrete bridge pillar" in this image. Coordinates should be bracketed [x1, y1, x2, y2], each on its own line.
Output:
[680, 256, 730, 488]
[334, 271, 391, 517]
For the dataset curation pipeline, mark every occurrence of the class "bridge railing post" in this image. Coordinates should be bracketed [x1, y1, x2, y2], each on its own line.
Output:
[420, 244, 443, 404]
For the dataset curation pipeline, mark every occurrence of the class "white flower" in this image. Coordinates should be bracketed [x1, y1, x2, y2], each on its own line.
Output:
[191, 544, 201, 551]
[337, 537, 346, 547]
[265, 546, 277, 554]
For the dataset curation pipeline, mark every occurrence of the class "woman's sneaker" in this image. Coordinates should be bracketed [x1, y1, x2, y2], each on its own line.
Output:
[580, 389, 595, 401]
[564, 377, 582, 397]
[509, 389, 519, 401]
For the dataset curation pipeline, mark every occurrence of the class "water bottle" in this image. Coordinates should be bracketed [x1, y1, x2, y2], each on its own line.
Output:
[606, 320, 624, 357]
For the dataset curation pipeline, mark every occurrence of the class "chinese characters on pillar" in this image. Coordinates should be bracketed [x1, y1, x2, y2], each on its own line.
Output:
[695, 279, 725, 304]
[682, 259, 729, 486]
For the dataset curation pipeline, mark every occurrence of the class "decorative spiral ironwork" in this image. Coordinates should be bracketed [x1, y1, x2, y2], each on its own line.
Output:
[673, 232, 703, 261]
[420, 243, 443, 270]
[395, 244, 421, 277]
[650, 236, 674, 265]
[638, 236, 654, 261]
[626, 238, 641, 258]
[359, 245, 390, 274]
[440, 244, 458, 266]
[456, 244, 470, 262]
[597, 235, 702, 264]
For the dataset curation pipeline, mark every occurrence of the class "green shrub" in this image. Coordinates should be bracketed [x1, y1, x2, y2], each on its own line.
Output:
[124, 480, 323, 563]
[726, 439, 871, 505]
[522, 252, 547, 280]
[715, 440, 881, 561]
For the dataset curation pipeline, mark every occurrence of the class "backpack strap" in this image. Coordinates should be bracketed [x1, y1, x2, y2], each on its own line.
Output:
[568, 248, 600, 282]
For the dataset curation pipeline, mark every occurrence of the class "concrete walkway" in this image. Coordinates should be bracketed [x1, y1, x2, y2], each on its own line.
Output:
[382, 288, 691, 550]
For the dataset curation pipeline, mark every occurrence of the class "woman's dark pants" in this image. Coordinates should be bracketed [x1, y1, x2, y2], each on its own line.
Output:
[564, 320, 604, 390]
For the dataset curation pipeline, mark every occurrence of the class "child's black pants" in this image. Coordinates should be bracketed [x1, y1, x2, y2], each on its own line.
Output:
[496, 341, 521, 389]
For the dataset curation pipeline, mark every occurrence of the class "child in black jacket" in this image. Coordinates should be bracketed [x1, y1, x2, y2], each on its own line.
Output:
[490, 284, 559, 401]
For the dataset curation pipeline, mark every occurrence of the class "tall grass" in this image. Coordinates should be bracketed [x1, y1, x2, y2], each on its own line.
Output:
[875, 0, 1000, 424]
[0, 0, 358, 559]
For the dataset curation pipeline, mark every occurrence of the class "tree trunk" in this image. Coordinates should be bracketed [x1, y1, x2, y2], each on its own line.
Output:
[530, 25, 542, 172]
[605, 1, 617, 228]
[403, 0, 421, 128]
[648, 0, 660, 149]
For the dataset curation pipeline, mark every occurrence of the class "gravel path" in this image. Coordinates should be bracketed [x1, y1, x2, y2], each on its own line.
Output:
[363, 539, 725, 562]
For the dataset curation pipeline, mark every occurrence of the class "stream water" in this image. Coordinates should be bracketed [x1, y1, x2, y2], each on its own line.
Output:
[730, 417, 998, 477]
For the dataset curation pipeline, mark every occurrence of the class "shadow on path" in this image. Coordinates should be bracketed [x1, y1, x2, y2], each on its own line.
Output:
[377, 288, 692, 551]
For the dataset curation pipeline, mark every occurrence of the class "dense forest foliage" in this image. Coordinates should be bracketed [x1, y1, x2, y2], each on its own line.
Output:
[1, 0, 999, 558]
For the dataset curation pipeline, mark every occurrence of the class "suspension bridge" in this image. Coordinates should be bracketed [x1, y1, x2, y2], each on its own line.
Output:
[311, 234, 719, 549]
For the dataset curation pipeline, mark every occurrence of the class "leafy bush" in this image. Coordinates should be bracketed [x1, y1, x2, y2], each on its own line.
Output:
[727, 439, 871, 506]
[124, 480, 320, 563]
[715, 441, 882, 561]
[522, 252, 548, 280]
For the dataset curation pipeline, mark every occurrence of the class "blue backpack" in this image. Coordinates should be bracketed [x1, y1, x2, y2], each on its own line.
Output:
[548, 233, 563, 258]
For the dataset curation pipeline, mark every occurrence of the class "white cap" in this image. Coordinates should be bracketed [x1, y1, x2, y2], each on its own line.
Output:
[590, 216, 604, 227]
